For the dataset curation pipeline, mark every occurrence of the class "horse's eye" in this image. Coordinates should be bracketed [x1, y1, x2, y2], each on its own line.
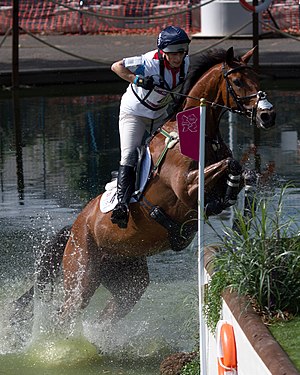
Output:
[233, 78, 242, 87]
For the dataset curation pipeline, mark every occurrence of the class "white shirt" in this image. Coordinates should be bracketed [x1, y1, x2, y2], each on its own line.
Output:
[120, 50, 190, 119]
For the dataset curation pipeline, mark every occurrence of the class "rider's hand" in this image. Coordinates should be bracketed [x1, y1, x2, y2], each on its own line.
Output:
[134, 75, 155, 90]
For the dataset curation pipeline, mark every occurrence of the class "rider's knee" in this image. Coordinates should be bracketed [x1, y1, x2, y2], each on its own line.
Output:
[120, 150, 138, 167]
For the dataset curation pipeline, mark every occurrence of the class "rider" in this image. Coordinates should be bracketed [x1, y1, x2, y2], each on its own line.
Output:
[110, 26, 191, 229]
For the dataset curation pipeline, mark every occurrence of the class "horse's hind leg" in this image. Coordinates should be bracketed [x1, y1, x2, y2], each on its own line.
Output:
[36, 225, 71, 294]
[61, 221, 149, 324]
[98, 256, 150, 323]
[10, 286, 35, 326]
[10, 225, 71, 325]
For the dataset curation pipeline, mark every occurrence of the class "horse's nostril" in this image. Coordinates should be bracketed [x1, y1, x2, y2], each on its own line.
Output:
[258, 111, 276, 128]
[260, 112, 271, 122]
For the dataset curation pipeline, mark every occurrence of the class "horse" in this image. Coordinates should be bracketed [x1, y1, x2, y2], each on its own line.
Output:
[14, 47, 276, 326]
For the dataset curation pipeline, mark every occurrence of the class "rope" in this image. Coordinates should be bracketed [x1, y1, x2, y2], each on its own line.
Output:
[259, 20, 300, 41]
[12, 19, 299, 77]
[1, 0, 299, 36]
[18, 20, 252, 68]
[19, 18, 296, 76]
[157, 87, 254, 117]
[190, 20, 252, 56]
[19, 27, 113, 66]
[190, 19, 300, 58]
[0, 27, 12, 49]
[51, 0, 214, 22]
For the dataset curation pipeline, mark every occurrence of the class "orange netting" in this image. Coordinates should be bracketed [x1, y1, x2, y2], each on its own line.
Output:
[0, 0, 299, 35]
[262, 0, 300, 35]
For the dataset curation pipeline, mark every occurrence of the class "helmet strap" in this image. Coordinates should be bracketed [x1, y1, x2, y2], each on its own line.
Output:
[157, 49, 186, 87]
[158, 49, 165, 88]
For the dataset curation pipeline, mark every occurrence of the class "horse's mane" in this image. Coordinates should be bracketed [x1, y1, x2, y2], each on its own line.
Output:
[170, 48, 241, 118]
[182, 49, 228, 95]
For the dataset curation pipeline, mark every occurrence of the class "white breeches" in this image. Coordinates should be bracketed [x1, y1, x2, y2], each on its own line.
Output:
[119, 111, 167, 166]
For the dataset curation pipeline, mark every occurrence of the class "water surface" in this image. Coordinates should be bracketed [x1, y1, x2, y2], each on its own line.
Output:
[0, 82, 299, 374]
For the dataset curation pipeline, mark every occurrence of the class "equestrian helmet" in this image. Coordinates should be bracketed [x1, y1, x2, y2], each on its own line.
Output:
[157, 26, 190, 53]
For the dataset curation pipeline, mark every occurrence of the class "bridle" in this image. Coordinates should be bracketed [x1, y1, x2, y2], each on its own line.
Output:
[155, 62, 272, 127]
[221, 63, 269, 125]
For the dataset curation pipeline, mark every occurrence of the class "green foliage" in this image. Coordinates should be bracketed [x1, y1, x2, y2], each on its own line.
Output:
[269, 316, 300, 370]
[203, 270, 227, 333]
[180, 358, 200, 375]
[204, 184, 300, 332]
[182, 288, 200, 342]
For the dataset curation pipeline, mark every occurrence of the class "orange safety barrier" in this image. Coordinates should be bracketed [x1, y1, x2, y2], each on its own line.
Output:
[0, 0, 299, 35]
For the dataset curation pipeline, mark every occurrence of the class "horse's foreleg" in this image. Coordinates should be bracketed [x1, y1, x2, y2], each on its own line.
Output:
[99, 256, 150, 323]
[204, 158, 243, 216]
[222, 159, 243, 208]
[204, 159, 231, 216]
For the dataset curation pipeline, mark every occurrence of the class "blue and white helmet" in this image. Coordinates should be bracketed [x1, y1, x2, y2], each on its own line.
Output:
[157, 26, 191, 53]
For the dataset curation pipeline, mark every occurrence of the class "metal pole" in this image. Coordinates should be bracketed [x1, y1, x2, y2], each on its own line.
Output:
[79, 0, 84, 35]
[252, 0, 259, 72]
[13, 89, 24, 201]
[252, 0, 261, 165]
[187, 0, 192, 32]
[198, 99, 207, 375]
[12, 0, 19, 88]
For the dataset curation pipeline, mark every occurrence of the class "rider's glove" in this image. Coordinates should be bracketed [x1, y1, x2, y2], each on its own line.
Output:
[133, 75, 155, 90]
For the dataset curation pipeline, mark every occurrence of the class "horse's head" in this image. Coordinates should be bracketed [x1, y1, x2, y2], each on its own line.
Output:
[222, 47, 276, 129]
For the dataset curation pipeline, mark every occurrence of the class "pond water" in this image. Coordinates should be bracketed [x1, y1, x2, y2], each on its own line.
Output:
[0, 81, 299, 375]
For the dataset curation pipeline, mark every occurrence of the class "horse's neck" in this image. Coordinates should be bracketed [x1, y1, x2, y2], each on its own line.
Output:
[184, 67, 224, 139]
[147, 143, 198, 217]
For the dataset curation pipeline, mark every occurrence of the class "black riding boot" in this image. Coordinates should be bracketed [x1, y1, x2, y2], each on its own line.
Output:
[111, 165, 135, 229]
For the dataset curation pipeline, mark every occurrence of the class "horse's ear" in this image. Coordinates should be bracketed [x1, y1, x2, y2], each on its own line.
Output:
[225, 47, 235, 65]
[241, 46, 257, 63]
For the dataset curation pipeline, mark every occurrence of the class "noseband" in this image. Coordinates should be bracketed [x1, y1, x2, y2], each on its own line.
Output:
[222, 64, 270, 125]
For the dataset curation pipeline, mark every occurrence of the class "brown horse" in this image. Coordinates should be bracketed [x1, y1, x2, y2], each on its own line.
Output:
[14, 47, 276, 325]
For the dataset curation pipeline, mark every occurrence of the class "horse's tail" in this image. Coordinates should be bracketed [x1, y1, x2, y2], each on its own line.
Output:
[11, 225, 71, 320]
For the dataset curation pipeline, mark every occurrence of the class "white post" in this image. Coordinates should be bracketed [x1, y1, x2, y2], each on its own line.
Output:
[198, 98, 207, 375]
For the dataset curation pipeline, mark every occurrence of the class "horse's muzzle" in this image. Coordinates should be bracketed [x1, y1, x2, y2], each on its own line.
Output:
[256, 107, 276, 129]
[255, 92, 276, 129]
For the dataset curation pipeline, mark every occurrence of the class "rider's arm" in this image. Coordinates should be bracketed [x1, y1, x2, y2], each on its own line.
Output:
[111, 60, 136, 84]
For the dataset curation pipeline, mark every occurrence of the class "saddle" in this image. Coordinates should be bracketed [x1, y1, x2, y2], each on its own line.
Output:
[99, 146, 151, 213]
[99, 144, 196, 251]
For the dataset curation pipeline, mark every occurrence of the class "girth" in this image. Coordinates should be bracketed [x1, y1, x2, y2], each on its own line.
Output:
[149, 205, 197, 252]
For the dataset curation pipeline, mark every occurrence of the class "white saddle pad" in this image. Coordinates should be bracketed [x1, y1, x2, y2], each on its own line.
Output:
[100, 147, 151, 213]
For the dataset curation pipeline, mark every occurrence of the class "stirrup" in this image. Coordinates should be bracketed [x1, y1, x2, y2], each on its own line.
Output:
[111, 203, 129, 229]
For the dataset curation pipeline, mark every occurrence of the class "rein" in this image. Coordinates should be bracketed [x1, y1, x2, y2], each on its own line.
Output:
[158, 86, 258, 119]
[158, 64, 267, 124]
[147, 63, 266, 177]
